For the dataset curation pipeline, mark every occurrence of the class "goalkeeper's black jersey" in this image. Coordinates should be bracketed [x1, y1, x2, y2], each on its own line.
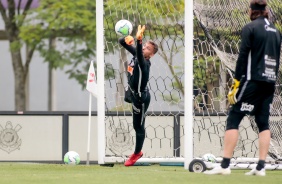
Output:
[235, 16, 281, 83]
[119, 37, 151, 94]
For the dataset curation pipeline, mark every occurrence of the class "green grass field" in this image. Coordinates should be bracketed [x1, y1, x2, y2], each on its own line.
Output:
[0, 163, 281, 184]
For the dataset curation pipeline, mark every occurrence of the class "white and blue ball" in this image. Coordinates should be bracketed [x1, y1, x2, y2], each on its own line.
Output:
[64, 151, 80, 165]
[202, 153, 216, 163]
[115, 19, 133, 36]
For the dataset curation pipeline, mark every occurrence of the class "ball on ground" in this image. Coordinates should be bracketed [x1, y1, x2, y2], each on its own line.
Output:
[64, 151, 80, 165]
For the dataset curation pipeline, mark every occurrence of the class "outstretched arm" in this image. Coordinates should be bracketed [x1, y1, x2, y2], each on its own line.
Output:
[118, 36, 136, 56]
[136, 40, 146, 67]
[136, 25, 146, 67]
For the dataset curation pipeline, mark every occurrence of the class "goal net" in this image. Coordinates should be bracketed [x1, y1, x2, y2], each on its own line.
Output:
[193, 0, 282, 167]
[99, 0, 282, 168]
[101, 0, 185, 164]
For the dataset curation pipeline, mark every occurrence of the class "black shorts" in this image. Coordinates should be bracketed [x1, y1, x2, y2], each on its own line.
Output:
[232, 80, 275, 116]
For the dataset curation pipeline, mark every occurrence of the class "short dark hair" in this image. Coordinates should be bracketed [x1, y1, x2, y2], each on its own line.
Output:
[147, 40, 158, 54]
[249, 0, 268, 21]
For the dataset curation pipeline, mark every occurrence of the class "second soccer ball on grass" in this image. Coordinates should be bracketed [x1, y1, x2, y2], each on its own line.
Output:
[202, 153, 216, 163]
[64, 151, 80, 165]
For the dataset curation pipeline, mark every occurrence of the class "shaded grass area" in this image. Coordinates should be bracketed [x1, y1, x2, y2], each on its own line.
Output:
[0, 163, 281, 184]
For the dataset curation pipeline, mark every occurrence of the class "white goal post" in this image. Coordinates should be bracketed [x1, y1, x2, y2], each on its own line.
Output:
[96, 0, 105, 164]
[184, 0, 194, 170]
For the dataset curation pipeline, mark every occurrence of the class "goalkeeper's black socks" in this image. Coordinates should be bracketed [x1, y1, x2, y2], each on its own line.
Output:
[134, 133, 145, 154]
[256, 160, 265, 171]
[221, 158, 265, 170]
[221, 157, 231, 169]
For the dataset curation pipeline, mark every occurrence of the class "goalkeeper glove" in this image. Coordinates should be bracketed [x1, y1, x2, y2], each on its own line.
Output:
[125, 35, 134, 45]
[228, 79, 240, 105]
[136, 25, 145, 40]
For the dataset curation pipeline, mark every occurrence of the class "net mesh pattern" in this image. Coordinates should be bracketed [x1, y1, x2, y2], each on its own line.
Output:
[102, 0, 282, 161]
[103, 0, 185, 159]
[193, 0, 282, 160]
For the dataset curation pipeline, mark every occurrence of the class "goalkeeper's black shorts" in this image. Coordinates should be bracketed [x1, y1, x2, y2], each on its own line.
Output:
[231, 80, 275, 116]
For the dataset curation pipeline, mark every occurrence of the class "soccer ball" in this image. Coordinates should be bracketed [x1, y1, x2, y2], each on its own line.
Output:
[115, 19, 133, 37]
[64, 151, 80, 165]
[202, 153, 216, 163]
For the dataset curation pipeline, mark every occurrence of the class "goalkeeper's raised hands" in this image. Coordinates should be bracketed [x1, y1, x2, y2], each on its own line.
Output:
[136, 25, 145, 40]
[125, 35, 134, 45]
[228, 79, 240, 105]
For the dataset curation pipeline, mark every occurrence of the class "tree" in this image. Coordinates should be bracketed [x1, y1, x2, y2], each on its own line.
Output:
[0, 0, 96, 111]
[1, 0, 184, 111]
[0, 0, 36, 111]
[21, 0, 96, 86]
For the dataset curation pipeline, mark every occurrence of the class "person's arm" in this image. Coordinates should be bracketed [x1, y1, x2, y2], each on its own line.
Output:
[228, 25, 252, 105]
[136, 25, 146, 67]
[235, 25, 252, 81]
[136, 40, 146, 67]
[118, 36, 136, 56]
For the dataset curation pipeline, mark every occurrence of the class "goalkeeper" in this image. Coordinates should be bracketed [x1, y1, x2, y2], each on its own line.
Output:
[118, 25, 158, 166]
[204, 0, 281, 176]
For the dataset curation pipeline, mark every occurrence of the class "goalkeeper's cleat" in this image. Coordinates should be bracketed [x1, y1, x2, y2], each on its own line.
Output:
[203, 166, 231, 175]
[245, 168, 266, 176]
[124, 151, 143, 166]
